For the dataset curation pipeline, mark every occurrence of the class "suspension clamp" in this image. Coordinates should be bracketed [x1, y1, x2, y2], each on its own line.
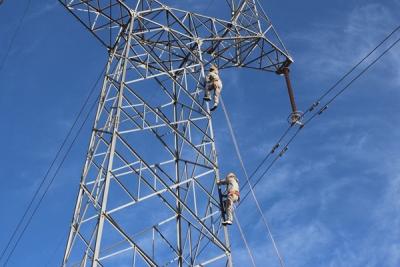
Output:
[287, 110, 304, 125]
[270, 143, 280, 154]
[279, 146, 288, 157]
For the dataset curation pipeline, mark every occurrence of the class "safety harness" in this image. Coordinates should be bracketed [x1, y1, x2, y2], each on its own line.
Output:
[228, 190, 240, 198]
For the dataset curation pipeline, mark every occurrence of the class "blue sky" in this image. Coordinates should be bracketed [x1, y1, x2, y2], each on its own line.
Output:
[0, 0, 400, 266]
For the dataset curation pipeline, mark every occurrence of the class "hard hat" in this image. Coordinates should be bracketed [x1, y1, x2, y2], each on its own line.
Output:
[226, 172, 237, 180]
[209, 64, 218, 72]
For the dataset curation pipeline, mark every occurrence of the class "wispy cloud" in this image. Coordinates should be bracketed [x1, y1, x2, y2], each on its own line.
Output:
[26, 1, 58, 22]
[288, 3, 400, 86]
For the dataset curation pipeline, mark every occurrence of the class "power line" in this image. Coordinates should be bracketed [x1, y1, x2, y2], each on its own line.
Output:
[3, 97, 99, 266]
[0, 66, 105, 266]
[0, 0, 32, 74]
[239, 125, 293, 193]
[234, 214, 257, 267]
[237, 24, 400, 202]
[3, 13, 398, 267]
[240, 27, 400, 188]
[3, 96, 100, 266]
[302, 25, 400, 118]
[220, 98, 286, 267]
[213, 26, 400, 267]
[240, 127, 300, 204]
[304, 35, 400, 125]
[240, 31, 400, 204]
[193, 22, 400, 267]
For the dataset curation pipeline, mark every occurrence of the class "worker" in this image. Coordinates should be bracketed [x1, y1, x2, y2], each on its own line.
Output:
[217, 172, 240, 225]
[204, 64, 222, 111]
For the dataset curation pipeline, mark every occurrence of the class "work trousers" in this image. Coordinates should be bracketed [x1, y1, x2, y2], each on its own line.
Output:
[225, 193, 239, 222]
[205, 81, 222, 105]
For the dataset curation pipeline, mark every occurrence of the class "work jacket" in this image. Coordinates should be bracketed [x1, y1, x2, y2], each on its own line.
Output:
[206, 71, 222, 88]
[227, 179, 239, 195]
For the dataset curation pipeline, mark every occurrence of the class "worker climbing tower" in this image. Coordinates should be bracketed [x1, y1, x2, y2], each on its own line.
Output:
[59, 0, 293, 266]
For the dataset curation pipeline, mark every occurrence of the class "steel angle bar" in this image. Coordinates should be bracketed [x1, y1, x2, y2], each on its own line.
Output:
[107, 177, 197, 215]
[194, 253, 227, 266]
[115, 135, 228, 251]
[119, 86, 215, 167]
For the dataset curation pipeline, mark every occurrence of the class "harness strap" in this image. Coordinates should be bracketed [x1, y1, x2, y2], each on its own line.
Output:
[228, 190, 240, 197]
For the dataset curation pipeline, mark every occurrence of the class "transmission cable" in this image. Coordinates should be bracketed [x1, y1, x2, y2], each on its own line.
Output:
[240, 127, 300, 204]
[3, 95, 100, 266]
[239, 125, 292, 193]
[221, 98, 286, 267]
[301, 24, 400, 119]
[234, 213, 257, 267]
[236, 24, 400, 202]
[3, 13, 399, 267]
[240, 31, 400, 204]
[0, 65, 106, 266]
[0, 0, 32, 74]
[216, 29, 400, 267]
[303, 35, 400, 125]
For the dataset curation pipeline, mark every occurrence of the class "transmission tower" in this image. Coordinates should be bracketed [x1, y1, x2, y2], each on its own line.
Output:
[59, 0, 293, 266]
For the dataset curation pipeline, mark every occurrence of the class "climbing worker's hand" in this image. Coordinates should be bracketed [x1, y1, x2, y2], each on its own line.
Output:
[216, 180, 221, 185]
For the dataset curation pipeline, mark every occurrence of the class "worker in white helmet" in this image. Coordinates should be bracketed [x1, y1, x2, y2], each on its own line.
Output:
[204, 64, 222, 111]
[217, 172, 240, 225]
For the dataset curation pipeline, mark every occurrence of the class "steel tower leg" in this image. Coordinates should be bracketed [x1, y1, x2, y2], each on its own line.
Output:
[59, 0, 293, 266]
[62, 41, 122, 267]
[91, 17, 136, 267]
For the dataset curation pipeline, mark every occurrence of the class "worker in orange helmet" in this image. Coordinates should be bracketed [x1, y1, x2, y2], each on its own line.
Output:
[217, 172, 240, 225]
[204, 64, 223, 111]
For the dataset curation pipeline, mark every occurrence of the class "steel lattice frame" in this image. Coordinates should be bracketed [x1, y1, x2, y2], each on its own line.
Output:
[59, 1, 292, 266]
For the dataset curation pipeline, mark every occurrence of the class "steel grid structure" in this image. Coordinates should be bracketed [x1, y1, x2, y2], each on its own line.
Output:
[59, 0, 292, 266]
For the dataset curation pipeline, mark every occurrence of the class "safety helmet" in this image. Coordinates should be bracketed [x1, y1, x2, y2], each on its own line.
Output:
[209, 64, 218, 72]
[226, 172, 238, 181]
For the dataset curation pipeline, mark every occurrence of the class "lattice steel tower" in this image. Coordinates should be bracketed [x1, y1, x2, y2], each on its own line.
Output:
[60, 0, 293, 266]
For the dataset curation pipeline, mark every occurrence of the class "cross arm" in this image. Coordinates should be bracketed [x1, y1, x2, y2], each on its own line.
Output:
[58, 0, 131, 49]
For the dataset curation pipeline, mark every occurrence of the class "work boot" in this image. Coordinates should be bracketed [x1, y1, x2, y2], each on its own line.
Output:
[210, 105, 218, 111]
[203, 95, 211, 101]
[222, 220, 232, 225]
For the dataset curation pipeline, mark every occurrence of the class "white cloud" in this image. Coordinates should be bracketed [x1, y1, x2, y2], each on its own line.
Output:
[288, 2, 400, 87]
